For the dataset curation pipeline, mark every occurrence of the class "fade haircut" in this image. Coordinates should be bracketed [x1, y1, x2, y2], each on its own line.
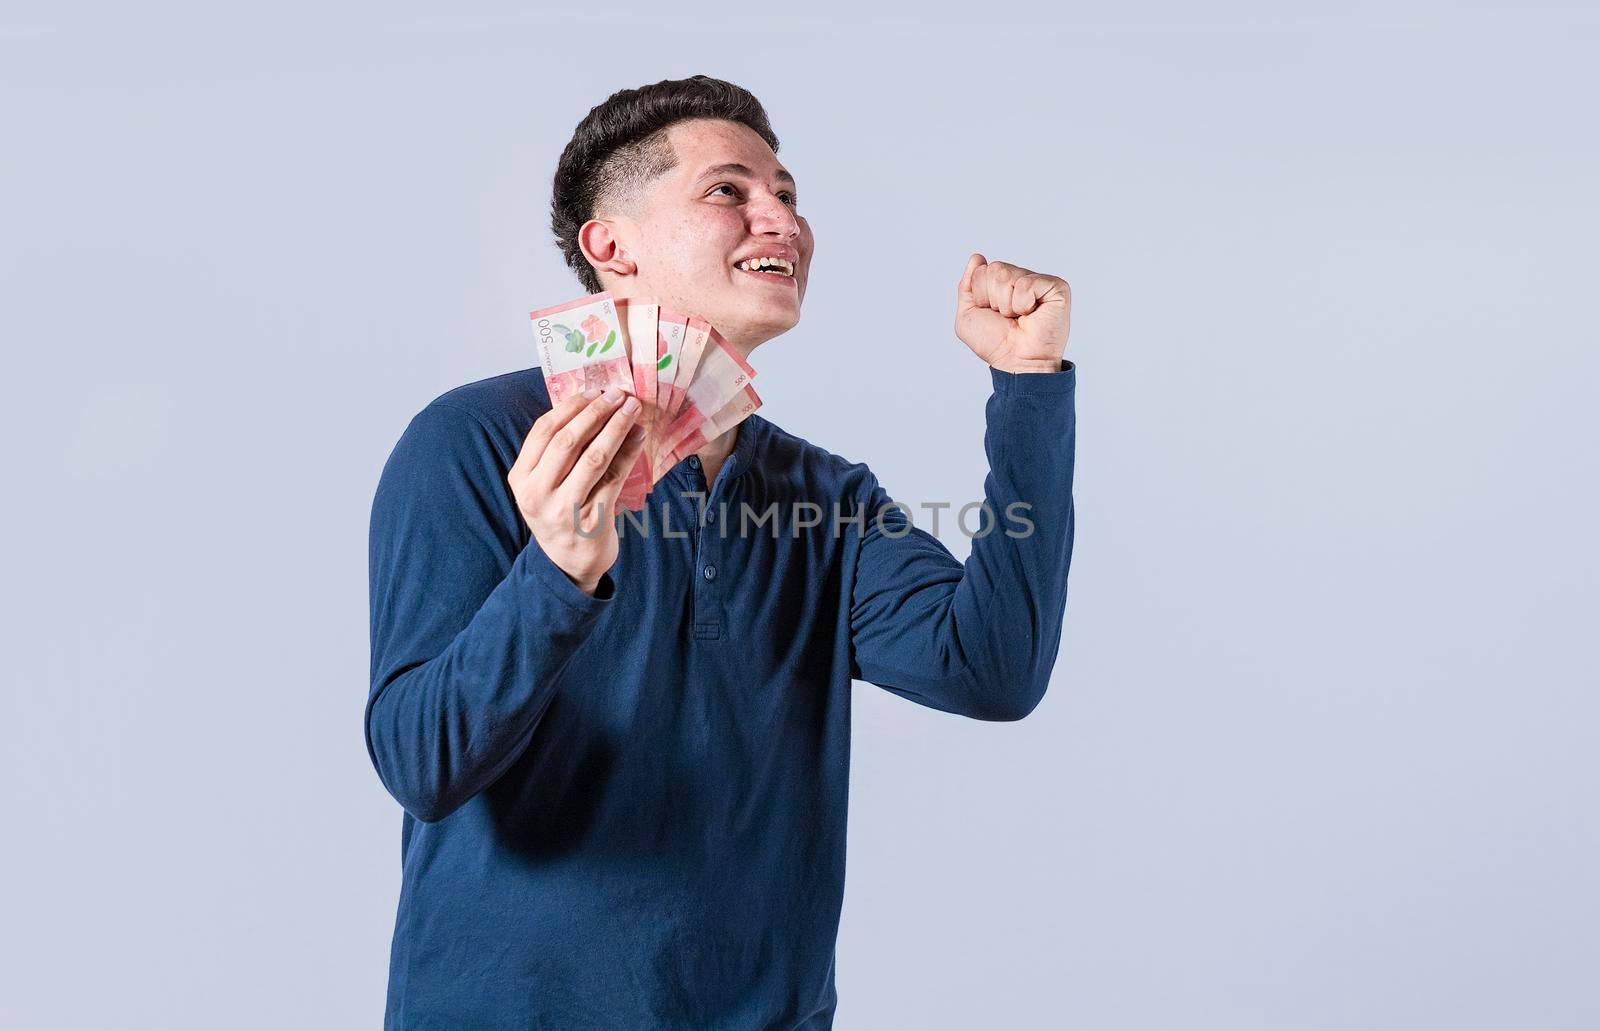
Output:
[550, 75, 781, 294]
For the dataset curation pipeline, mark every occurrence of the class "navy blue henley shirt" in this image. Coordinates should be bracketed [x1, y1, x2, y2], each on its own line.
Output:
[366, 359, 1077, 1028]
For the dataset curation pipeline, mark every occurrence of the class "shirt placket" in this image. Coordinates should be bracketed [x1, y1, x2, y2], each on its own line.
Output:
[686, 453, 729, 642]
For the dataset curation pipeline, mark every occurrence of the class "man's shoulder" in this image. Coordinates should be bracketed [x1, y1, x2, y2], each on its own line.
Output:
[751, 416, 881, 503]
[425, 366, 551, 434]
[395, 366, 551, 462]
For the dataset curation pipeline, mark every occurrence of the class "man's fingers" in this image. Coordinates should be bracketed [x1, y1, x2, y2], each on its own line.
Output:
[511, 391, 594, 480]
[1013, 274, 1049, 318]
[975, 262, 1035, 319]
[531, 388, 630, 493]
[586, 417, 650, 511]
[562, 398, 641, 505]
[998, 276, 1022, 319]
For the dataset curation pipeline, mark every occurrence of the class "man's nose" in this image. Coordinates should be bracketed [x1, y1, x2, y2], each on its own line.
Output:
[749, 191, 800, 239]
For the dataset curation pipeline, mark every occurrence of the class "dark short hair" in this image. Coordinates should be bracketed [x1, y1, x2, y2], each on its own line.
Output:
[550, 75, 781, 294]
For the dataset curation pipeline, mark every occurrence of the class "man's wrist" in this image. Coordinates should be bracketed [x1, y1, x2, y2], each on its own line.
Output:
[991, 357, 1067, 375]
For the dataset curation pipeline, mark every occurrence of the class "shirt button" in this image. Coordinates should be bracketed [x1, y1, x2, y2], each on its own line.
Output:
[687, 455, 700, 469]
[702, 564, 717, 582]
[704, 509, 715, 526]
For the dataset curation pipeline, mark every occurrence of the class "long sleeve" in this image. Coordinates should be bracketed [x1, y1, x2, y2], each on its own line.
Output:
[848, 360, 1076, 721]
[365, 401, 615, 823]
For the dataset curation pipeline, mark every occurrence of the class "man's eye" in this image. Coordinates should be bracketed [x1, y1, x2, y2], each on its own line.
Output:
[710, 183, 798, 208]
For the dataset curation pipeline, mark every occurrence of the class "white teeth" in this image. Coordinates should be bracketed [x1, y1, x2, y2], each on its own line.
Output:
[736, 257, 793, 276]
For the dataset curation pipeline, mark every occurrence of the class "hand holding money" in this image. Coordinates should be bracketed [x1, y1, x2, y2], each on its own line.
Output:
[529, 290, 763, 512]
[955, 253, 1072, 374]
[505, 389, 648, 595]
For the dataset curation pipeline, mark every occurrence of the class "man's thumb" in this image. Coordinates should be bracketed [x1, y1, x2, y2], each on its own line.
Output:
[957, 252, 985, 307]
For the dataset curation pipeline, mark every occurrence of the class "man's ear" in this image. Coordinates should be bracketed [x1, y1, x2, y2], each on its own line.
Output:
[578, 218, 638, 279]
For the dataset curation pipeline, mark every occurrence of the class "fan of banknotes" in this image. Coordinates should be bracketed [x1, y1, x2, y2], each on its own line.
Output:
[530, 291, 761, 511]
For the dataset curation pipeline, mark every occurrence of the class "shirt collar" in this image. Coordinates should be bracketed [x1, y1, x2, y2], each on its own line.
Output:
[666, 412, 766, 487]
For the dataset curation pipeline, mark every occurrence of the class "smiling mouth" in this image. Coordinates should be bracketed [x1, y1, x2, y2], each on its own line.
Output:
[734, 256, 794, 276]
[733, 265, 798, 288]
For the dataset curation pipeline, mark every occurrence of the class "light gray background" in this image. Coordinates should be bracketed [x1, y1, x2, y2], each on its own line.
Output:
[3, 3, 1596, 1028]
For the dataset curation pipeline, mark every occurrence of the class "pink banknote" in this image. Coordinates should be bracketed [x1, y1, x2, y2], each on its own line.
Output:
[663, 384, 762, 467]
[617, 299, 662, 511]
[620, 298, 660, 424]
[526, 289, 765, 511]
[666, 316, 714, 424]
[652, 329, 758, 479]
[653, 308, 690, 426]
[529, 292, 633, 406]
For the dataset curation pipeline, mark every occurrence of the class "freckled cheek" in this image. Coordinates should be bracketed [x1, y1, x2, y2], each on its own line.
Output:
[680, 216, 742, 266]
[659, 225, 721, 280]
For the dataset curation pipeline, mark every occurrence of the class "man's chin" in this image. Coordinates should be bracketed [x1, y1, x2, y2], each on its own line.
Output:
[743, 306, 801, 343]
[707, 299, 798, 348]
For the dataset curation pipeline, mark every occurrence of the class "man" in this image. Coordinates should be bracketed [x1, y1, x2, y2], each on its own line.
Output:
[366, 75, 1077, 1029]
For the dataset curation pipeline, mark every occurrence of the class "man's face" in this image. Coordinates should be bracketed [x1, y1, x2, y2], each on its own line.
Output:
[596, 118, 814, 353]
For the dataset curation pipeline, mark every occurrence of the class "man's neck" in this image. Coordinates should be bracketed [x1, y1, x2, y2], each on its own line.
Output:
[694, 423, 739, 486]
[692, 336, 761, 484]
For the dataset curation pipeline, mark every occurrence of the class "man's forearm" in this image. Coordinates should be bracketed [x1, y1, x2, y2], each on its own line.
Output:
[367, 539, 613, 824]
[850, 361, 1077, 720]
[365, 402, 615, 824]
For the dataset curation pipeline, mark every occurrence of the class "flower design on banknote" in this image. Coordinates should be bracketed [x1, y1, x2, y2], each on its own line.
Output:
[551, 322, 586, 354]
[657, 354, 673, 371]
[581, 314, 608, 342]
[585, 330, 617, 357]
